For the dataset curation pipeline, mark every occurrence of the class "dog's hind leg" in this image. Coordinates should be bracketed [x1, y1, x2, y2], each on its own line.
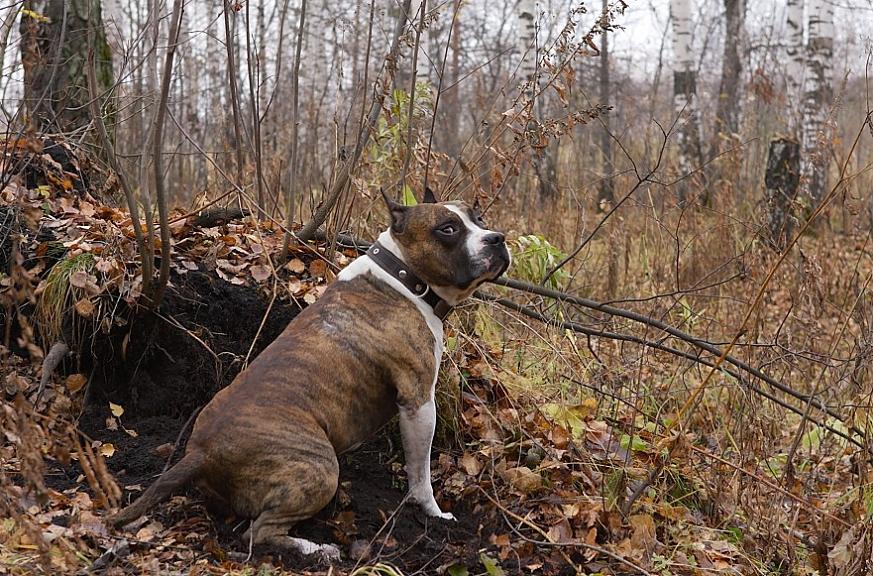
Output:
[242, 445, 341, 561]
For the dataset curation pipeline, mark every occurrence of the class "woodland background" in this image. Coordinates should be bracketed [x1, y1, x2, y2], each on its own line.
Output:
[2, 0, 873, 575]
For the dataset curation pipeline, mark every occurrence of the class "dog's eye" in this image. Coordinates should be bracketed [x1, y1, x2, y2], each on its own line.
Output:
[437, 224, 458, 236]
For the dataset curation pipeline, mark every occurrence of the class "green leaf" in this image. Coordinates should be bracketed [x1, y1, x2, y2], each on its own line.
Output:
[479, 554, 505, 576]
[401, 185, 417, 207]
[447, 564, 470, 576]
[620, 434, 650, 453]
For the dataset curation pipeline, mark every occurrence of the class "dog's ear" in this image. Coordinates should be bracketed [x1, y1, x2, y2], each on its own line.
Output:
[422, 186, 439, 204]
[381, 188, 409, 234]
[472, 196, 482, 213]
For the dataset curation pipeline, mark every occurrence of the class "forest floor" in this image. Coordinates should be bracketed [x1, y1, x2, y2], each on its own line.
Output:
[2, 136, 872, 576]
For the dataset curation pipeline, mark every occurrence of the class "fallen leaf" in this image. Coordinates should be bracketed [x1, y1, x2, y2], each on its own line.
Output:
[65, 373, 87, 393]
[98, 443, 115, 458]
[109, 402, 124, 417]
[309, 259, 328, 277]
[460, 452, 482, 476]
[74, 298, 94, 318]
[250, 264, 271, 282]
[286, 258, 305, 274]
[501, 466, 541, 494]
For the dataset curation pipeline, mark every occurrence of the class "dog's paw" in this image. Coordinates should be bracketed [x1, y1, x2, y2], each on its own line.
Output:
[431, 510, 456, 522]
[288, 537, 342, 562]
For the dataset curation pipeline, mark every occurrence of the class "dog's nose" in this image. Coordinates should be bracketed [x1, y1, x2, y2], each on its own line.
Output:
[484, 232, 505, 246]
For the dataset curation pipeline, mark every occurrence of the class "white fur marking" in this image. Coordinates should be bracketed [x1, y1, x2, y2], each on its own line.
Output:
[288, 537, 342, 560]
[445, 203, 490, 261]
[399, 398, 455, 520]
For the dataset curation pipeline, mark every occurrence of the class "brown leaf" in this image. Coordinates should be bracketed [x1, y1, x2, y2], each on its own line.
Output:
[285, 258, 306, 274]
[309, 259, 327, 278]
[501, 466, 541, 494]
[250, 264, 271, 282]
[460, 452, 482, 476]
[74, 298, 95, 318]
[65, 373, 87, 393]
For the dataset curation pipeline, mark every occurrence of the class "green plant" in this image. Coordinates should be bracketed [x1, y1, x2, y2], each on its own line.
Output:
[511, 234, 569, 289]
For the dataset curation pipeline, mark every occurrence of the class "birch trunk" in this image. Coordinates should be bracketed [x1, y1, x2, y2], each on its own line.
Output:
[785, 0, 804, 132]
[598, 0, 614, 207]
[670, 0, 703, 201]
[801, 0, 834, 207]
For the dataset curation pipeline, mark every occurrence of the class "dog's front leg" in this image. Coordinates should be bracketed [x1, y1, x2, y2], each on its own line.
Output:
[399, 399, 455, 520]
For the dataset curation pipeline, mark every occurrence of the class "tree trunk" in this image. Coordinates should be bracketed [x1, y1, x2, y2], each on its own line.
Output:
[785, 0, 804, 133]
[711, 0, 745, 155]
[20, 0, 114, 134]
[765, 137, 800, 251]
[670, 0, 703, 202]
[801, 0, 834, 208]
[598, 0, 614, 208]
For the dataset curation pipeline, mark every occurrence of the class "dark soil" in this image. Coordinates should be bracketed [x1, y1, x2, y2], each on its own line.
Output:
[83, 268, 300, 418]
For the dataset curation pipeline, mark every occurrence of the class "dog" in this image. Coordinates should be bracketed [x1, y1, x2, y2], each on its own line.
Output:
[108, 189, 510, 560]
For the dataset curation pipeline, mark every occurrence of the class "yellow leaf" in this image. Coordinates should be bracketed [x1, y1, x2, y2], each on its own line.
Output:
[21, 9, 51, 23]
[109, 402, 124, 418]
[65, 374, 87, 393]
[98, 443, 115, 458]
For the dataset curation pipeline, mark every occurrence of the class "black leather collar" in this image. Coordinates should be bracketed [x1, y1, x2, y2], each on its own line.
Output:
[366, 241, 453, 321]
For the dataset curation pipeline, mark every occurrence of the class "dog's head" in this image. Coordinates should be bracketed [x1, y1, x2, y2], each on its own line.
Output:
[382, 188, 511, 305]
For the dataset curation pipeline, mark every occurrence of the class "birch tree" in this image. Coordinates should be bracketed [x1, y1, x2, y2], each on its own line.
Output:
[670, 0, 703, 200]
[801, 0, 834, 207]
[785, 0, 805, 132]
[598, 0, 613, 207]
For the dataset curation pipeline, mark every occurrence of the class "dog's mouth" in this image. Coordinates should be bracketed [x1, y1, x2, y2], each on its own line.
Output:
[475, 245, 511, 282]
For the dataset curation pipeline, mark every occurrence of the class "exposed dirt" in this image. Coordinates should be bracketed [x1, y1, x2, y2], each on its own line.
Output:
[83, 268, 300, 419]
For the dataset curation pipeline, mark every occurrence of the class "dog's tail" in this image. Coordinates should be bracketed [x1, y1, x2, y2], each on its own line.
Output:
[108, 451, 205, 528]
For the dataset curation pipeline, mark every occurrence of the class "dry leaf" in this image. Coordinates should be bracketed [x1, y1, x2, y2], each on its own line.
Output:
[501, 466, 541, 494]
[109, 402, 124, 417]
[309, 259, 327, 277]
[74, 298, 95, 318]
[460, 452, 482, 476]
[250, 264, 271, 282]
[286, 258, 305, 274]
[98, 443, 115, 458]
[65, 373, 87, 393]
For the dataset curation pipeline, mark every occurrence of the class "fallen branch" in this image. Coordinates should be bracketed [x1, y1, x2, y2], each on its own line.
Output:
[493, 276, 861, 438]
[478, 292, 862, 448]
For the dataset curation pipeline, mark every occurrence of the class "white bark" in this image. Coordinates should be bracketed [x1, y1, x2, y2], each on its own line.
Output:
[670, 0, 702, 190]
[518, 0, 537, 92]
[785, 0, 805, 132]
[801, 0, 834, 206]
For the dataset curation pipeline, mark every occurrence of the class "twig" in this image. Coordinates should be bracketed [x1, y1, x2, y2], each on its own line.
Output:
[162, 407, 201, 474]
[149, 0, 185, 311]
